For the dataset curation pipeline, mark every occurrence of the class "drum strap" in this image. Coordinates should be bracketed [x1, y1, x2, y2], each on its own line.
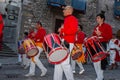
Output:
[51, 34, 62, 48]
[31, 57, 36, 63]
[75, 44, 86, 63]
[36, 42, 43, 48]
[63, 40, 69, 48]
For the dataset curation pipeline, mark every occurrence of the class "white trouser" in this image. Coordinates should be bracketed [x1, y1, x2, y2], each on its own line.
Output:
[107, 40, 116, 65]
[18, 54, 22, 62]
[29, 46, 47, 74]
[71, 59, 84, 71]
[22, 54, 30, 67]
[71, 44, 84, 71]
[109, 50, 116, 65]
[53, 43, 74, 80]
[93, 61, 104, 80]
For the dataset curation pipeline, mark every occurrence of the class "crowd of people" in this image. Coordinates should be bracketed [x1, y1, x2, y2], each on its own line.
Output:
[0, 5, 120, 80]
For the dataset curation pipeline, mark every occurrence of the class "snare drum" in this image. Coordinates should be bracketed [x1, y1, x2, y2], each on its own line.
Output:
[43, 33, 68, 64]
[84, 36, 107, 62]
[71, 44, 82, 60]
[23, 38, 38, 57]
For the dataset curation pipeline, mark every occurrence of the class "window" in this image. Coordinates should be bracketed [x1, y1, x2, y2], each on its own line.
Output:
[47, 0, 65, 7]
[71, 0, 86, 14]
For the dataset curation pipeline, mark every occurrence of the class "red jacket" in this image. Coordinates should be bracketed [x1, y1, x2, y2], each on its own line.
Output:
[75, 31, 86, 44]
[92, 23, 112, 42]
[28, 31, 35, 40]
[0, 14, 4, 42]
[114, 39, 120, 48]
[61, 15, 78, 43]
[34, 27, 46, 43]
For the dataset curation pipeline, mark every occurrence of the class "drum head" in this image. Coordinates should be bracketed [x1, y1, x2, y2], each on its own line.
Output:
[27, 48, 38, 57]
[48, 47, 68, 64]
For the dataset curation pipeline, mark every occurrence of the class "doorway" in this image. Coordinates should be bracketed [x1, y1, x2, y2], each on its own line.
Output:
[55, 19, 64, 34]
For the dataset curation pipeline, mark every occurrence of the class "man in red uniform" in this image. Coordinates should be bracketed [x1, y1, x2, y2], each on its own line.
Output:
[56, 6, 78, 80]
[92, 11, 112, 80]
[25, 21, 47, 77]
[92, 21, 112, 43]
[71, 25, 86, 74]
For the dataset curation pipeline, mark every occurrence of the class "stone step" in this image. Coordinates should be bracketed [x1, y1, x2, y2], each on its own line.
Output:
[0, 43, 17, 57]
[0, 53, 17, 57]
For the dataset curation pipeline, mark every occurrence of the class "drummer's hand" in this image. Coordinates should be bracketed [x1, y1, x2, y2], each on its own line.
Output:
[104, 51, 109, 55]
[58, 28, 61, 32]
[58, 27, 63, 32]
[36, 39, 40, 42]
[58, 24, 64, 32]
[62, 33, 65, 36]
[32, 33, 36, 37]
[95, 30, 101, 36]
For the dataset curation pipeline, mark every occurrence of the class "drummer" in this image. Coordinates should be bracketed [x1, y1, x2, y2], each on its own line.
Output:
[17, 32, 30, 69]
[25, 21, 47, 77]
[92, 11, 112, 80]
[71, 24, 86, 74]
[56, 5, 78, 80]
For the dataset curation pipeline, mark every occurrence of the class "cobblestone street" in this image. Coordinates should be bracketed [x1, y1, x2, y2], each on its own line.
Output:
[0, 57, 120, 80]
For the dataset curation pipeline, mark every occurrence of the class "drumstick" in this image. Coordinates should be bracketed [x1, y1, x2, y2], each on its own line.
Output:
[42, 43, 49, 58]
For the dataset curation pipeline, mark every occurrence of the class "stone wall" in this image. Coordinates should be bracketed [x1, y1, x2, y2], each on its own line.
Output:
[21, 0, 55, 39]
[21, 0, 120, 39]
[96, 0, 120, 33]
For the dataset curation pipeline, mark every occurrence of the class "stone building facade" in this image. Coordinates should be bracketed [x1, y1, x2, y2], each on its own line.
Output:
[21, 0, 89, 38]
[21, 0, 120, 39]
[1, 0, 120, 52]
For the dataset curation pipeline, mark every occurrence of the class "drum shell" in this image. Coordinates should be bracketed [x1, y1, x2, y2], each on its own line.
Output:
[71, 45, 82, 60]
[84, 36, 107, 62]
[43, 33, 68, 64]
[71, 44, 86, 63]
[23, 38, 38, 57]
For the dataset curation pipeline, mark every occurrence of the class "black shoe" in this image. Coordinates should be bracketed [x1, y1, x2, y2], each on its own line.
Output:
[108, 64, 114, 70]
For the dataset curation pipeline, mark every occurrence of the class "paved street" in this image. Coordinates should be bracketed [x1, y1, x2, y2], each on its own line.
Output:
[0, 56, 120, 80]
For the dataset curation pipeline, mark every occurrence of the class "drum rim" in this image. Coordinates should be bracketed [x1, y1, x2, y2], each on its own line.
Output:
[92, 51, 107, 62]
[48, 47, 69, 64]
[27, 48, 39, 57]
[48, 53, 68, 64]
